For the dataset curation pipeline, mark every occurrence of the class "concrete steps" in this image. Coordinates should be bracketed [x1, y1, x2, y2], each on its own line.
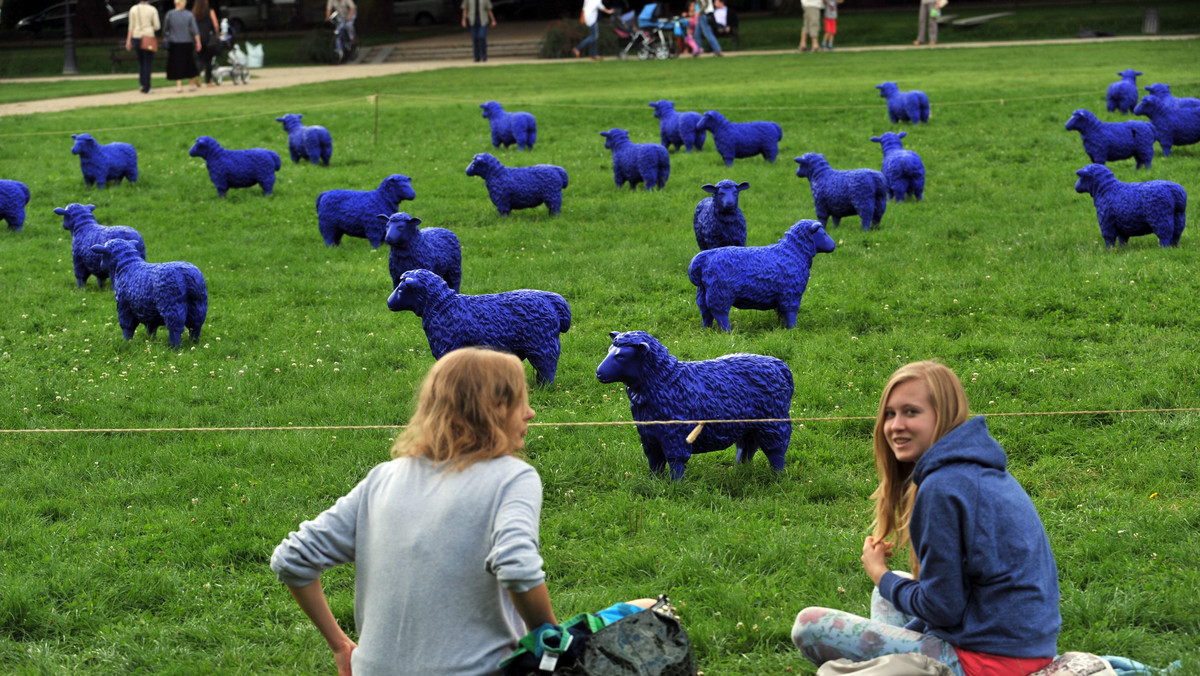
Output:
[381, 38, 542, 61]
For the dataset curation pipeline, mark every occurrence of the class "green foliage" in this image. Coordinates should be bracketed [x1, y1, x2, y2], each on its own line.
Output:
[1, 40, 1199, 674]
[538, 18, 621, 58]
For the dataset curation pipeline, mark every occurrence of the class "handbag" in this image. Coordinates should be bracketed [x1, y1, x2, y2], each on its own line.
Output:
[503, 595, 696, 676]
[140, 34, 158, 52]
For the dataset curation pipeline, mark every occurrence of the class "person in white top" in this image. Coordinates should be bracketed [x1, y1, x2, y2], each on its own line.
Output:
[572, 0, 612, 60]
[124, 0, 161, 94]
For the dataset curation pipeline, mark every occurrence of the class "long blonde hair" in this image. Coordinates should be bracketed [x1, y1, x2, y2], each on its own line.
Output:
[390, 348, 528, 470]
[869, 360, 969, 575]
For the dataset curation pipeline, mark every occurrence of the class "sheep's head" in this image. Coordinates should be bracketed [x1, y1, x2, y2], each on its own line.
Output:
[54, 203, 96, 232]
[387, 268, 448, 313]
[480, 101, 502, 119]
[189, 136, 219, 158]
[1117, 69, 1142, 80]
[466, 153, 498, 178]
[785, 220, 836, 254]
[649, 100, 674, 118]
[88, 237, 139, 272]
[1144, 83, 1171, 97]
[600, 129, 629, 150]
[1074, 164, 1112, 194]
[702, 180, 749, 215]
[793, 153, 825, 179]
[597, 330, 661, 385]
[382, 212, 422, 248]
[875, 82, 898, 98]
[870, 131, 907, 149]
[1064, 109, 1094, 132]
[695, 111, 722, 132]
[70, 134, 96, 155]
[381, 174, 416, 202]
[1132, 95, 1161, 117]
[275, 114, 303, 130]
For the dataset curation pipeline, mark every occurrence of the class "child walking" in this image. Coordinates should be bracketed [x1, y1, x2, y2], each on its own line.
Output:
[821, 0, 842, 50]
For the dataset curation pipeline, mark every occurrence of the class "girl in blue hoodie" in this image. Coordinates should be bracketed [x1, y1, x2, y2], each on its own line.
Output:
[792, 361, 1061, 676]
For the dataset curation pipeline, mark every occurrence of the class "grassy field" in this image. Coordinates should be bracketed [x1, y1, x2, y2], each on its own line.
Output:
[1, 39, 1199, 674]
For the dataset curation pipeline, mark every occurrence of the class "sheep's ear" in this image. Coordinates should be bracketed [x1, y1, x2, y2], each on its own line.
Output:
[600, 131, 609, 138]
[71, 134, 78, 139]
[86, 204, 96, 211]
[53, 207, 67, 216]
[898, 131, 907, 139]
[635, 341, 650, 354]
[90, 244, 107, 254]
[409, 217, 422, 227]
[609, 331, 620, 340]
[737, 182, 750, 192]
[701, 184, 717, 194]
[793, 156, 803, 163]
[377, 214, 390, 222]
[275, 117, 283, 121]
[870, 136, 880, 143]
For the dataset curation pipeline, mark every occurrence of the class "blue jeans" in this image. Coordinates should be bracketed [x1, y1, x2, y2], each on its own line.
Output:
[696, 13, 721, 52]
[575, 22, 600, 57]
[470, 21, 488, 61]
[133, 37, 154, 92]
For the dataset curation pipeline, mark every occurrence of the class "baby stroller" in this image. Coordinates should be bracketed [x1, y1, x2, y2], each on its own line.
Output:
[213, 40, 250, 85]
[634, 3, 675, 60]
[611, 10, 645, 60]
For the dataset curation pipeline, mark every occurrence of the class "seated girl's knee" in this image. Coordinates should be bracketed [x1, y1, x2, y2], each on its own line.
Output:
[791, 606, 831, 645]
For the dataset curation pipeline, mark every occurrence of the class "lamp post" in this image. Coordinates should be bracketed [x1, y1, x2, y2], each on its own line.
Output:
[64, 0, 80, 74]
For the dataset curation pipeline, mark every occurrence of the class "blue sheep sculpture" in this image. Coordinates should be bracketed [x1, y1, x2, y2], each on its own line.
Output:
[466, 152, 568, 217]
[1074, 164, 1186, 248]
[382, 212, 462, 292]
[600, 128, 670, 190]
[695, 111, 783, 167]
[188, 136, 281, 197]
[1144, 83, 1200, 110]
[794, 153, 887, 231]
[693, 179, 749, 251]
[688, 220, 835, 331]
[0, 179, 31, 231]
[870, 131, 925, 201]
[649, 100, 706, 153]
[55, 203, 146, 289]
[1107, 69, 1142, 114]
[387, 269, 571, 386]
[876, 82, 930, 124]
[480, 101, 537, 151]
[316, 174, 416, 248]
[1064, 109, 1156, 170]
[275, 113, 333, 166]
[90, 238, 207, 348]
[596, 330, 794, 480]
[71, 133, 137, 189]
[1134, 94, 1200, 156]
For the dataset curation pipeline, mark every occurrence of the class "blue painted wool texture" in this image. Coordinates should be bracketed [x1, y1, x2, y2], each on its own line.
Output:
[90, 238, 207, 348]
[692, 179, 749, 251]
[595, 330, 794, 480]
[387, 269, 571, 385]
[1134, 94, 1200, 156]
[1065, 109, 1156, 170]
[649, 100, 706, 153]
[54, 203, 146, 289]
[870, 131, 926, 201]
[794, 153, 888, 232]
[1106, 69, 1142, 114]
[1144, 83, 1200, 110]
[188, 136, 281, 197]
[276, 113, 333, 166]
[600, 128, 670, 190]
[465, 153, 568, 217]
[695, 111, 782, 167]
[382, 213, 462, 292]
[1074, 164, 1186, 248]
[480, 101, 537, 151]
[71, 134, 138, 189]
[876, 82, 930, 124]
[688, 220, 835, 331]
[316, 174, 416, 248]
[0, 179, 31, 231]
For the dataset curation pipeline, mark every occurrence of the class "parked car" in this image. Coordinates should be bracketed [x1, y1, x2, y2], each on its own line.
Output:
[216, 0, 272, 32]
[17, 1, 114, 35]
[108, 0, 171, 28]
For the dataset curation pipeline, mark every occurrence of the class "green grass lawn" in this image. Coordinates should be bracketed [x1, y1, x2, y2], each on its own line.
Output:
[1, 39, 1198, 674]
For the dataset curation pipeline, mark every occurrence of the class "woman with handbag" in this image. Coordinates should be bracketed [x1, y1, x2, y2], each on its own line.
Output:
[792, 361, 1061, 676]
[271, 348, 558, 676]
[193, 0, 220, 86]
[124, 0, 160, 94]
[163, 0, 202, 93]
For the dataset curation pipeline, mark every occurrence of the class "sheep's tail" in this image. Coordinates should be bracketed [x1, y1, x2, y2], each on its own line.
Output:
[550, 293, 571, 333]
[18, 182, 31, 204]
[770, 123, 783, 142]
[556, 166, 569, 189]
[687, 251, 709, 286]
[271, 151, 282, 171]
[315, 192, 324, 213]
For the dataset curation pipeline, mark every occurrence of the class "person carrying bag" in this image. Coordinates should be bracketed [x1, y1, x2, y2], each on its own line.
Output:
[125, 0, 161, 94]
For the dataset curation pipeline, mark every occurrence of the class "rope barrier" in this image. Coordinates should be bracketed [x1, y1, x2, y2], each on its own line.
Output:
[2, 407, 1196, 435]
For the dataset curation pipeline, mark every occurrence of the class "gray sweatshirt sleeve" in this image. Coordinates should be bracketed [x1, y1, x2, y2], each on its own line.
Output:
[269, 477, 365, 587]
[485, 467, 546, 593]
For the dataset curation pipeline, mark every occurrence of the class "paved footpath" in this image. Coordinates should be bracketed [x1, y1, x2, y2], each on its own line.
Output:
[1, 32, 1193, 119]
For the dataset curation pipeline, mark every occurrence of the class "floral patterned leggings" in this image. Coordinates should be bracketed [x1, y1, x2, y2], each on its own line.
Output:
[791, 580, 964, 676]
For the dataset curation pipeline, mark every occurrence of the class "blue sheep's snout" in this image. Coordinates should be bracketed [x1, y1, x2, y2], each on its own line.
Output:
[386, 281, 414, 312]
[815, 228, 836, 253]
[383, 214, 420, 246]
[596, 346, 629, 384]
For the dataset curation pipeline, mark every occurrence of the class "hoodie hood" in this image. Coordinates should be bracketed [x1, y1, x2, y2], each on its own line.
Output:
[912, 415, 1006, 485]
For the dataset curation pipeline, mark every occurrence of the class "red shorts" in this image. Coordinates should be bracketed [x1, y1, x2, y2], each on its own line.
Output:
[824, 18, 837, 35]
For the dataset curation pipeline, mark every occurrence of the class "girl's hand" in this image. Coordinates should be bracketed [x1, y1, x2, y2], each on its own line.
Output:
[861, 536, 893, 585]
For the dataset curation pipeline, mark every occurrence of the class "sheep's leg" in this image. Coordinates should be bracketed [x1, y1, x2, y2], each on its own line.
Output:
[668, 460, 687, 480]
[640, 435, 668, 477]
[96, 274, 108, 290]
[713, 309, 732, 332]
[778, 307, 798, 329]
[1117, 236, 1129, 246]
[696, 289, 713, 328]
[545, 193, 562, 216]
[261, 175, 275, 196]
[762, 146, 778, 164]
[1160, 141, 1172, 156]
[734, 438, 758, 464]
[722, 154, 734, 168]
[528, 352, 558, 386]
[74, 265, 89, 289]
